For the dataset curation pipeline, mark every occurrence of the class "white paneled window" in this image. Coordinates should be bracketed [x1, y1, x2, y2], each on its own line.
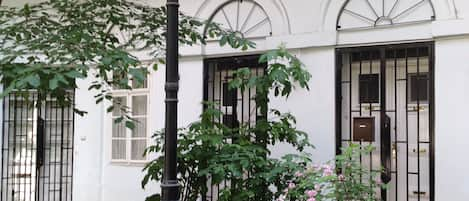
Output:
[111, 74, 149, 163]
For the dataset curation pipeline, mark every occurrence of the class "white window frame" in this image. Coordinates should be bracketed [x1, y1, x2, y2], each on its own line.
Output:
[110, 74, 150, 164]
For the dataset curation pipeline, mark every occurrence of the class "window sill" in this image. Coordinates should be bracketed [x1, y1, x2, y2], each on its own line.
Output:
[109, 160, 149, 167]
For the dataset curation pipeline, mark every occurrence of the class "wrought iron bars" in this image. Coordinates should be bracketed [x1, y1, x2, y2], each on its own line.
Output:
[1, 92, 74, 201]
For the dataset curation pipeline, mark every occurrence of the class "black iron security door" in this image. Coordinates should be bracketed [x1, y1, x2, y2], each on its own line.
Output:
[203, 55, 267, 201]
[1, 92, 74, 201]
[204, 55, 266, 130]
[336, 43, 434, 201]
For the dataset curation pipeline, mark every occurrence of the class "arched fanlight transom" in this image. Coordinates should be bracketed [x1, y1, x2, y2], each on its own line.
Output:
[205, 0, 272, 38]
[337, 0, 435, 30]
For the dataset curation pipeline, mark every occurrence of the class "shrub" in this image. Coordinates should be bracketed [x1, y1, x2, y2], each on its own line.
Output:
[276, 144, 385, 201]
[142, 46, 313, 201]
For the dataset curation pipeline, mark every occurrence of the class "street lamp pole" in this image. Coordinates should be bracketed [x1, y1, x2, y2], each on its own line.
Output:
[162, 0, 180, 201]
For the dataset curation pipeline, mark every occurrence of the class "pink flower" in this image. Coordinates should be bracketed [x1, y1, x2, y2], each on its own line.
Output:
[322, 164, 331, 170]
[375, 178, 382, 185]
[307, 198, 316, 201]
[277, 194, 286, 201]
[320, 164, 335, 176]
[323, 168, 333, 176]
[314, 184, 321, 191]
[295, 171, 304, 177]
[305, 190, 318, 198]
[338, 174, 346, 182]
[312, 164, 320, 171]
[288, 182, 296, 189]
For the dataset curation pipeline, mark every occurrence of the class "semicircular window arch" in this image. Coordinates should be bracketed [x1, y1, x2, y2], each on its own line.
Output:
[337, 0, 435, 30]
[205, 0, 273, 38]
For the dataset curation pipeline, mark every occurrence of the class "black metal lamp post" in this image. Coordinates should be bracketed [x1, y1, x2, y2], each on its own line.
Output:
[161, 0, 180, 201]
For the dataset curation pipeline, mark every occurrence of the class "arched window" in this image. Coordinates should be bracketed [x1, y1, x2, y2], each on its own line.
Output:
[337, 0, 435, 30]
[204, 0, 272, 38]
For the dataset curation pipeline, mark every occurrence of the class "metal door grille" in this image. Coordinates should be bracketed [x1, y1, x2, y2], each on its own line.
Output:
[203, 55, 266, 201]
[1, 92, 74, 201]
[336, 42, 434, 201]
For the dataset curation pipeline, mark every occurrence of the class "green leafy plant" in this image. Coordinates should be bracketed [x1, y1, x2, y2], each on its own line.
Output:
[277, 144, 385, 201]
[0, 0, 254, 125]
[142, 46, 313, 201]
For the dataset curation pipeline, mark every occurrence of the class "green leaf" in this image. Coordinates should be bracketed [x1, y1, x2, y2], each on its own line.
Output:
[0, 83, 15, 98]
[114, 117, 124, 123]
[219, 36, 228, 46]
[49, 77, 59, 90]
[106, 106, 114, 113]
[145, 194, 161, 201]
[102, 57, 112, 65]
[65, 70, 85, 79]
[56, 74, 69, 85]
[129, 68, 145, 82]
[73, 108, 88, 116]
[125, 120, 136, 129]
[95, 97, 104, 104]
[26, 74, 40, 87]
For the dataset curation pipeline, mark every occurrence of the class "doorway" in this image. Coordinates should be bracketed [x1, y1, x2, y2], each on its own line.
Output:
[336, 42, 434, 201]
[203, 55, 267, 201]
[1, 92, 74, 201]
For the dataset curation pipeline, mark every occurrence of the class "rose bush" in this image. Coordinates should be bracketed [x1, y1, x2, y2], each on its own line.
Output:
[277, 144, 385, 201]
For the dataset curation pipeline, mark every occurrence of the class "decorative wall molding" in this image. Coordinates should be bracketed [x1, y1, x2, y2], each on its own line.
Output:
[337, 0, 435, 31]
[204, 0, 272, 38]
[321, 0, 460, 31]
[195, 0, 291, 37]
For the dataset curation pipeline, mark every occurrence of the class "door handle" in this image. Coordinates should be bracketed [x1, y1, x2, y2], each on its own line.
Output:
[412, 191, 427, 196]
[36, 117, 45, 169]
[381, 115, 392, 184]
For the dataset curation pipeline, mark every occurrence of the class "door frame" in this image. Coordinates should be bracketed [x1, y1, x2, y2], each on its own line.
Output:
[334, 42, 435, 201]
[0, 91, 75, 201]
[201, 55, 268, 201]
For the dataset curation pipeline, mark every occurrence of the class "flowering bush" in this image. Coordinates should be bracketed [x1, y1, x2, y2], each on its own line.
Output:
[277, 144, 385, 201]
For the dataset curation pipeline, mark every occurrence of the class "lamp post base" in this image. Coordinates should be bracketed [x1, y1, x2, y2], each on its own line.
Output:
[161, 180, 180, 201]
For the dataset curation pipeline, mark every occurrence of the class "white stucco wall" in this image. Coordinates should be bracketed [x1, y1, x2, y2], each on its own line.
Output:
[1, 0, 469, 201]
[434, 36, 469, 201]
[268, 47, 336, 163]
[73, 77, 105, 201]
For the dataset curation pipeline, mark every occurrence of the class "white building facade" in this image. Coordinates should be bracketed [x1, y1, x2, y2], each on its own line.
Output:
[1, 0, 469, 201]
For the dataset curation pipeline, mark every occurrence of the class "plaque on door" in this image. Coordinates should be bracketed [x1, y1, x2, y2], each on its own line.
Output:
[353, 117, 375, 142]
